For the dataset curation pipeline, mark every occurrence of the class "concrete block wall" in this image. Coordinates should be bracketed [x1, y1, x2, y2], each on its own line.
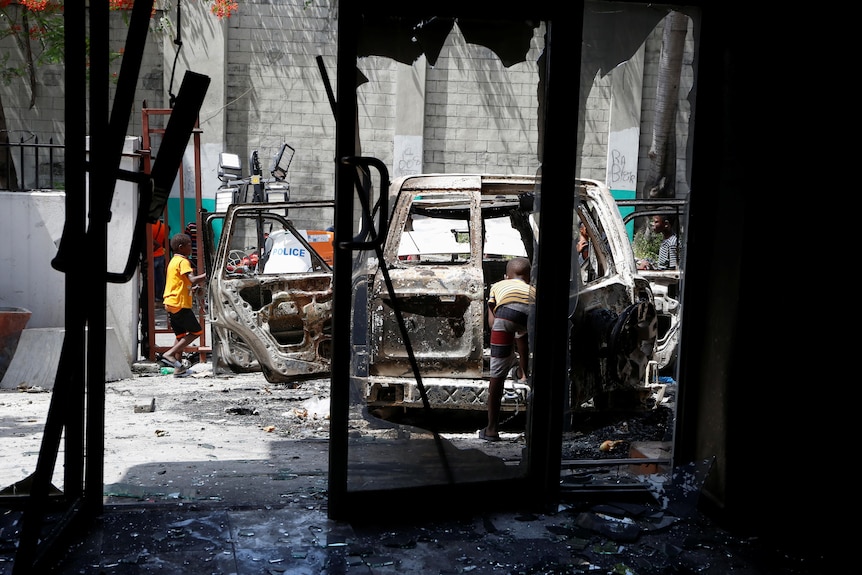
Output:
[223, 2, 340, 202]
[227, 7, 546, 180]
[0, 7, 693, 201]
[422, 28, 542, 174]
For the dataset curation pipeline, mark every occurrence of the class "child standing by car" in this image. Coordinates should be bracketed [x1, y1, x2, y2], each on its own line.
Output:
[479, 256, 534, 441]
[160, 233, 207, 376]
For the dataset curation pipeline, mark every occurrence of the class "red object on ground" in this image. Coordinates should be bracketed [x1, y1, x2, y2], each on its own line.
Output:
[0, 307, 31, 382]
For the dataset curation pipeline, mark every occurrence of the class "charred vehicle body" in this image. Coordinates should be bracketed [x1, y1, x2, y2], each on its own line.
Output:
[567, 186, 663, 411]
[618, 201, 685, 377]
[361, 174, 539, 414]
[360, 174, 670, 416]
[205, 167, 679, 415]
[202, 147, 336, 382]
[203, 202, 335, 382]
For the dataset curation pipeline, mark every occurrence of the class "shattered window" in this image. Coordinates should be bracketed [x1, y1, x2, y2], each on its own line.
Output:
[396, 193, 472, 263]
[483, 216, 528, 261]
[224, 213, 331, 276]
[577, 205, 612, 283]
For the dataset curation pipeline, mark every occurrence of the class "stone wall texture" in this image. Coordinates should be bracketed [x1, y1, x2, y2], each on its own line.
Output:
[0, 5, 695, 200]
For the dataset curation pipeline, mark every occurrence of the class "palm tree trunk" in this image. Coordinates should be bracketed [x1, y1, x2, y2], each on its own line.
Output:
[644, 11, 687, 199]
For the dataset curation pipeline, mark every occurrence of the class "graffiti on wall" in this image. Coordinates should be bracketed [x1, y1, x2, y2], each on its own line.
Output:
[609, 148, 636, 187]
[393, 135, 423, 179]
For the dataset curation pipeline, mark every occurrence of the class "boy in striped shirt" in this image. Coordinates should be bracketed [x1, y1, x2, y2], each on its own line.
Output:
[479, 256, 534, 441]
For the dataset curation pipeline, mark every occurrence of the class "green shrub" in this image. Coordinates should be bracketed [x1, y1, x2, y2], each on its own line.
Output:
[633, 229, 661, 261]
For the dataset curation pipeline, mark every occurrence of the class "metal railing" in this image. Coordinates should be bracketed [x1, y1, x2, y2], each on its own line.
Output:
[0, 134, 64, 191]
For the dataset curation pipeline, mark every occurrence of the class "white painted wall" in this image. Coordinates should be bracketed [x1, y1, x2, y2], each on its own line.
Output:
[0, 137, 142, 365]
[99, 137, 142, 365]
[0, 191, 67, 328]
[161, 3, 228, 208]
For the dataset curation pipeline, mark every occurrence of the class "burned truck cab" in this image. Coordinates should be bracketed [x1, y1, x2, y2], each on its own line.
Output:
[357, 174, 666, 418]
[361, 174, 538, 414]
[204, 172, 673, 419]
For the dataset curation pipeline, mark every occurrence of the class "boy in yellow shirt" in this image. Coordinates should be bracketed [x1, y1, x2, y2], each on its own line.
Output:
[160, 233, 207, 376]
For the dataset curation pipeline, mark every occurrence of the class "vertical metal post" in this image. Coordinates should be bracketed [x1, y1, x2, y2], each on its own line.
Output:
[49, 137, 55, 189]
[11, 0, 90, 571]
[141, 110, 157, 360]
[327, 0, 359, 519]
[17, 136, 23, 189]
[34, 136, 40, 189]
[84, 0, 109, 510]
[523, 9, 584, 503]
[192, 125, 207, 359]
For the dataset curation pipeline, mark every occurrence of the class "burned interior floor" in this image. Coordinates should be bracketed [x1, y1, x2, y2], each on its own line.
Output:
[0, 467, 829, 575]
[0, 367, 829, 574]
[562, 404, 675, 459]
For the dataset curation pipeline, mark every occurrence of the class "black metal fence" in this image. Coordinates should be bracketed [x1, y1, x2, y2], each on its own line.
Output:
[0, 135, 64, 191]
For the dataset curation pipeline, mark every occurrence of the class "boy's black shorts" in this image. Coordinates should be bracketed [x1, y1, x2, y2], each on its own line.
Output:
[168, 308, 203, 338]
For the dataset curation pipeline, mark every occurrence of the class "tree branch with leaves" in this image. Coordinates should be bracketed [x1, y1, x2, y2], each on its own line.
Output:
[0, 0, 65, 108]
[0, 0, 238, 189]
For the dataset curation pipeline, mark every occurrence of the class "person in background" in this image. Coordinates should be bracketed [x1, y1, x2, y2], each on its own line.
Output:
[637, 214, 679, 270]
[150, 218, 167, 303]
[185, 221, 199, 270]
[479, 256, 534, 442]
[576, 221, 589, 265]
[160, 233, 207, 376]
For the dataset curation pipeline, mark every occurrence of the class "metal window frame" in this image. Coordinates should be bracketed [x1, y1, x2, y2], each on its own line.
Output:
[327, 1, 580, 520]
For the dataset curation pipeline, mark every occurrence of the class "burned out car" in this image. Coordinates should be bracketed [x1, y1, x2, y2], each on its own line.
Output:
[567, 188, 665, 412]
[357, 174, 672, 416]
[204, 171, 678, 416]
[361, 174, 538, 414]
[203, 201, 335, 382]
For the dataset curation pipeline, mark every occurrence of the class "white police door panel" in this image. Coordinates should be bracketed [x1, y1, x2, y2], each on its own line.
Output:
[263, 229, 313, 273]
